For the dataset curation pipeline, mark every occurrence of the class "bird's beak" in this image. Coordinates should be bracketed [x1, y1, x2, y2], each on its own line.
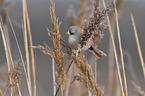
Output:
[66, 31, 70, 35]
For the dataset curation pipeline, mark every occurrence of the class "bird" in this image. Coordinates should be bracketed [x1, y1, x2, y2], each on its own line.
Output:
[66, 26, 104, 58]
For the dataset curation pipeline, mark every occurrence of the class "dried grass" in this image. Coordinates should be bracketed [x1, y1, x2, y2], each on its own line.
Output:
[25, 4, 36, 96]
[50, 1, 66, 95]
[69, 54, 104, 96]
[114, 1, 128, 95]
[131, 14, 145, 79]
[8, 14, 28, 96]
[22, 0, 33, 95]
[0, 0, 36, 96]
[0, 0, 145, 96]
[6, 59, 21, 89]
[131, 81, 145, 96]
[91, 0, 101, 84]
[34, 0, 114, 95]
[102, 0, 125, 95]
[107, 0, 123, 95]
[0, 60, 22, 96]
[0, 21, 15, 96]
[79, 3, 114, 49]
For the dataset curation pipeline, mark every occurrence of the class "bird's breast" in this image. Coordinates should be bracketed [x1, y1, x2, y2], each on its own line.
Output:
[68, 35, 79, 50]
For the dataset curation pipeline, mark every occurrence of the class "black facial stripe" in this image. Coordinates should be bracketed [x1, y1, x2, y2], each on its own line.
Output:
[70, 31, 74, 35]
[88, 46, 94, 50]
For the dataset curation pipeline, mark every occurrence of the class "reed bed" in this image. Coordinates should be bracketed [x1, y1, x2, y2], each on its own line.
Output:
[0, 0, 144, 96]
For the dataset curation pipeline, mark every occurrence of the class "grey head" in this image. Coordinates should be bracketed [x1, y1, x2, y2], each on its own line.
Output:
[68, 26, 79, 35]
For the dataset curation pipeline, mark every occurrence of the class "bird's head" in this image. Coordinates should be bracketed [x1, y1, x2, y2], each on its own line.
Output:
[66, 26, 83, 35]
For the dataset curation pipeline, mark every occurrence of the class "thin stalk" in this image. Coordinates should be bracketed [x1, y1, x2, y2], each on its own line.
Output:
[22, 0, 32, 95]
[3, 87, 9, 96]
[52, 58, 56, 96]
[95, 58, 97, 83]
[0, 22, 11, 76]
[102, 0, 125, 96]
[108, 21, 115, 96]
[74, 63, 80, 95]
[0, 22, 12, 95]
[115, 71, 121, 96]
[0, 89, 3, 96]
[131, 14, 145, 79]
[5, 15, 24, 96]
[0, 22, 16, 96]
[55, 61, 73, 96]
[65, 63, 74, 96]
[3, 24, 11, 65]
[8, 15, 29, 95]
[25, 2, 36, 95]
[114, 2, 128, 96]
[17, 83, 22, 96]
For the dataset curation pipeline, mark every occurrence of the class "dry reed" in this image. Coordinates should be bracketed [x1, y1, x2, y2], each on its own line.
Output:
[1, 0, 144, 96]
[107, 0, 123, 95]
[102, 0, 125, 95]
[0, 0, 37, 95]
[79, 3, 114, 49]
[113, 0, 128, 95]
[69, 54, 104, 96]
[50, 0, 66, 95]
[22, 0, 32, 95]
[0, 1, 14, 95]
[25, 4, 36, 96]
[131, 14, 145, 79]
[131, 81, 145, 96]
[92, 0, 103, 83]
[0, 59, 22, 96]
[8, 14, 29, 96]
[34, 0, 114, 95]
[0, 21, 22, 96]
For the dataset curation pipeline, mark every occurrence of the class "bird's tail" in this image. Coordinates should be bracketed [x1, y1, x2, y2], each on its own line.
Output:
[88, 46, 106, 58]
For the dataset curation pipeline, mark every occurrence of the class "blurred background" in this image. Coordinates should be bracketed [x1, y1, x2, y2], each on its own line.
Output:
[0, 0, 145, 96]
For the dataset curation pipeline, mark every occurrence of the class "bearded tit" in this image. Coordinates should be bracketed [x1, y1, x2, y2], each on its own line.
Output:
[66, 26, 104, 58]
